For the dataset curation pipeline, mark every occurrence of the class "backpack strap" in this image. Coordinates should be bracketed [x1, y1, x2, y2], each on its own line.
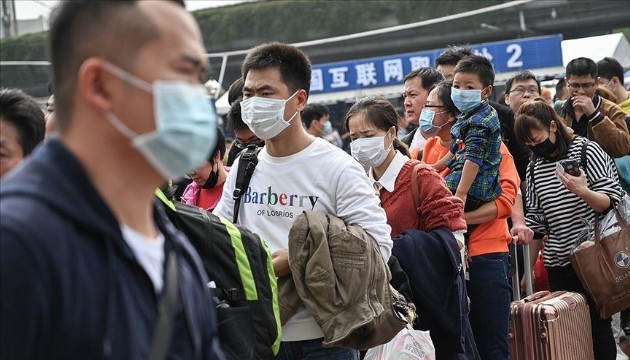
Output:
[232, 145, 261, 224]
[410, 163, 422, 212]
[148, 251, 179, 360]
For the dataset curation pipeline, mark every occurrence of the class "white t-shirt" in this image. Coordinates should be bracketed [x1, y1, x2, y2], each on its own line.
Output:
[213, 138, 392, 341]
[121, 225, 165, 293]
[409, 128, 427, 152]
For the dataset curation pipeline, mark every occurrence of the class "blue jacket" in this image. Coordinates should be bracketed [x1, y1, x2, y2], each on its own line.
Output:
[392, 228, 480, 360]
[0, 139, 224, 360]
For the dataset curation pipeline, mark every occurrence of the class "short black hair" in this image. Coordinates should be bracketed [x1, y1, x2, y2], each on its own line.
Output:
[565, 57, 597, 79]
[434, 45, 474, 67]
[403, 67, 444, 91]
[48, 0, 184, 131]
[241, 42, 311, 96]
[227, 98, 247, 132]
[302, 103, 330, 129]
[505, 70, 541, 94]
[597, 57, 624, 85]
[227, 77, 244, 106]
[208, 127, 226, 162]
[0, 88, 46, 156]
[454, 55, 495, 87]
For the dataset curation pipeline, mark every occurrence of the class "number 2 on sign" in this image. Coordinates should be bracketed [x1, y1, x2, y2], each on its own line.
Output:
[507, 44, 524, 68]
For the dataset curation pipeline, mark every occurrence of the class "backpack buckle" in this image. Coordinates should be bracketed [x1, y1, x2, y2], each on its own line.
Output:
[232, 188, 242, 200]
[224, 288, 245, 303]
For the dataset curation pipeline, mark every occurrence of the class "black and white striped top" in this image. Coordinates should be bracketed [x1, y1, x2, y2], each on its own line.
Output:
[525, 136, 623, 268]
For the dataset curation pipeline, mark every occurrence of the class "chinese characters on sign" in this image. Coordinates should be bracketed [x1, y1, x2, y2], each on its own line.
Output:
[310, 35, 563, 94]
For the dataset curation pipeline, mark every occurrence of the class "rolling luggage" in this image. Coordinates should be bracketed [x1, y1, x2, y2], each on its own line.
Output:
[508, 243, 594, 360]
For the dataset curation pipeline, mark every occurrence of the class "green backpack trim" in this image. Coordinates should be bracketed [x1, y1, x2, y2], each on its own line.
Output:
[218, 217, 258, 301]
[155, 188, 176, 211]
[260, 239, 282, 355]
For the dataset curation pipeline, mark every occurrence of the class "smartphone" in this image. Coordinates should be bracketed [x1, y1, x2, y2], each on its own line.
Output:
[560, 159, 581, 176]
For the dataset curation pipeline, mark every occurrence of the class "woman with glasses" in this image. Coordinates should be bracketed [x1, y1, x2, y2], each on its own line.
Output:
[559, 57, 630, 158]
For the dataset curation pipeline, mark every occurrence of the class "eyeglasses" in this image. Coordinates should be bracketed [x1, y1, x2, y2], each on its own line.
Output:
[567, 82, 596, 90]
[509, 87, 540, 96]
[423, 105, 444, 109]
[234, 139, 264, 150]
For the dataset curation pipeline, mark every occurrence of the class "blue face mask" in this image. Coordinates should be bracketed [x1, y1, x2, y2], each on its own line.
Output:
[322, 121, 333, 135]
[419, 108, 451, 138]
[103, 62, 217, 180]
[451, 87, 482, 113]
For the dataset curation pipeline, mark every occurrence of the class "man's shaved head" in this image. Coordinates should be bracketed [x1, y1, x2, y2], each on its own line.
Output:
[49, 0, 184, 130]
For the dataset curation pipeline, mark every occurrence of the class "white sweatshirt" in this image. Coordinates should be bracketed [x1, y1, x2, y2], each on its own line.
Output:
[214, 138, 392, 341]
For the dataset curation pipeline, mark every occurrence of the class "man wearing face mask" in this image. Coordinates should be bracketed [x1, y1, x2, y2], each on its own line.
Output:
[181, 128, 229, 212]
[0, 1, 224, 359]
[400, 67, 445, 160]
[213, 42, 393, 360]
[303, 103, 332, 138]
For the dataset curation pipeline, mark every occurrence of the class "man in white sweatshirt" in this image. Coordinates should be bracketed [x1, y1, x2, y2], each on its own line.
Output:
[213, 42, 393, 360]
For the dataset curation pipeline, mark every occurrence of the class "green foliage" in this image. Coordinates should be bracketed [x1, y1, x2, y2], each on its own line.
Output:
[194, 0, 503, 52]
[0, 32, 49, 97]
[615, 28, 630, 43]
[0, 0, 504, 96]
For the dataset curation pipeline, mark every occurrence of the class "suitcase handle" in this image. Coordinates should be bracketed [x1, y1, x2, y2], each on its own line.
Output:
[522, 291, 550, 303]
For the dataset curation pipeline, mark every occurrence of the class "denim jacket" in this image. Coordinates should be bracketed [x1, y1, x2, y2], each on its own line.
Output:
[278, 210, 410, 350]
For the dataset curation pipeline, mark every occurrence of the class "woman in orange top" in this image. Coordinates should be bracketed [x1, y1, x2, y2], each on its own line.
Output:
[422, 80, 519, 359]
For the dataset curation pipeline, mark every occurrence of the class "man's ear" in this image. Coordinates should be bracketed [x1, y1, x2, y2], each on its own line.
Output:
[77, 58, 116, 112]
[504, 92, 511, 106]
[295, 89, 308, 112]
[613, 76, 621, 86]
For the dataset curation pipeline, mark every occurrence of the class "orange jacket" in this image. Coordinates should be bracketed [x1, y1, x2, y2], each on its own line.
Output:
[422, 137, 519, 256]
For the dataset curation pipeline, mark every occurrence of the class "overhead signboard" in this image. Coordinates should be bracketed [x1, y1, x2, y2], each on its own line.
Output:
[310, 34, 563, 94]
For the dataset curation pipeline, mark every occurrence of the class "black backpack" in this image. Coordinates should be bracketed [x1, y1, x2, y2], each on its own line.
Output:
[155, 190, 281, 360]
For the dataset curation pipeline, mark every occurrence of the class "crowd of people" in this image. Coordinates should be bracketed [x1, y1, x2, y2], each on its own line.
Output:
[1, 1, 629, 359]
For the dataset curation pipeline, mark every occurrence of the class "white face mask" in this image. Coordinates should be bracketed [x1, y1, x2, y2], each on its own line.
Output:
[350, 136, 391, 168]
[103, 62, 217, 180]
[240, 92, 298, 140]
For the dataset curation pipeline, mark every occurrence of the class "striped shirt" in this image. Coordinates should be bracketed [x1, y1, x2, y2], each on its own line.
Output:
[526, 136, 623, 267]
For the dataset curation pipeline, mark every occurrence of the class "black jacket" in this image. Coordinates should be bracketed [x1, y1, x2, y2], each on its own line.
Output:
[491, 101, 530, 182]
[393, 228, 480, 360]
[0, 139, 224, 360]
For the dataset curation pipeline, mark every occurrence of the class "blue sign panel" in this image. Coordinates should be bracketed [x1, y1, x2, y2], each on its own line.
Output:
[310, 34, 563, 94]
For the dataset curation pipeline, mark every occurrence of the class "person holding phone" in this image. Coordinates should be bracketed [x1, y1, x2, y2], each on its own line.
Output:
[514, 98, 624, 360]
